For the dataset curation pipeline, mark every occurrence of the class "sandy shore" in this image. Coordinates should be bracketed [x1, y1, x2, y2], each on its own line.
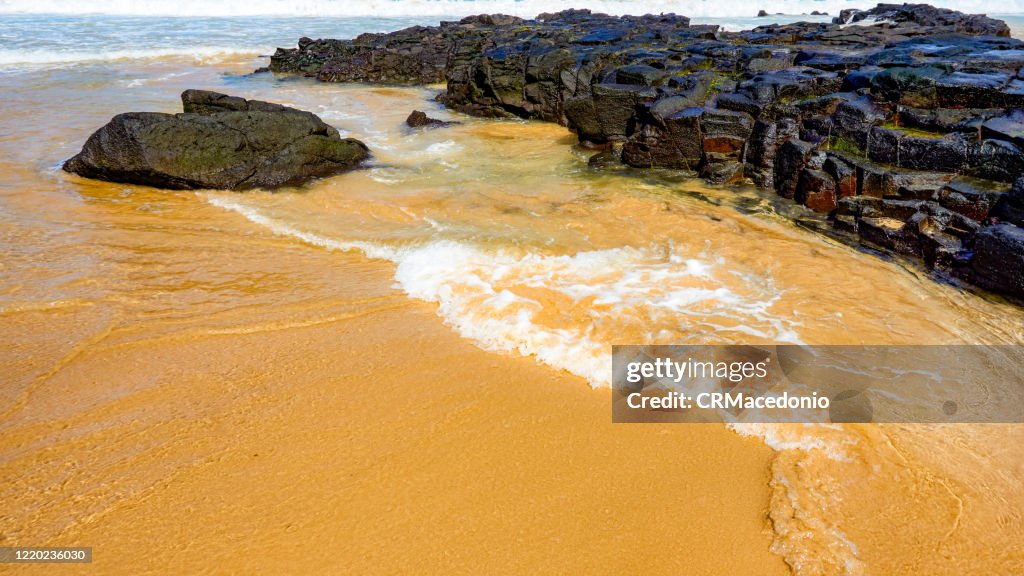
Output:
[0, 183, 786, 574]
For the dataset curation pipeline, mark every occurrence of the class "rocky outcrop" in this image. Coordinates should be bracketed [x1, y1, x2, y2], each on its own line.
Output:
[266, 5, 1024, 300]
[835, 3, 1011, 37]
[64, 90, 369, 190]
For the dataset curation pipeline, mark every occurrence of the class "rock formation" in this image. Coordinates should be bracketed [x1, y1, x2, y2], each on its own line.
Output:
[64, 90, 369, 190]
[266, 4, 1024, 299]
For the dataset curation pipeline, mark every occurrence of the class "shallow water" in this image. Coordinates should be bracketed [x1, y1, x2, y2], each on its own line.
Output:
[1, 11, 1023, 575]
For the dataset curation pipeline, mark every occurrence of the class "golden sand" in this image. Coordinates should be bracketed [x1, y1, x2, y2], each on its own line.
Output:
[1, 58, 1023, 574]
[0, 186, 785, 574]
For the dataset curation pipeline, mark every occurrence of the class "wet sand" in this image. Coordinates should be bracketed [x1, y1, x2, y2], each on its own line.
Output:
[0, 186, 785, 574]
[2, 55, 1023, 574]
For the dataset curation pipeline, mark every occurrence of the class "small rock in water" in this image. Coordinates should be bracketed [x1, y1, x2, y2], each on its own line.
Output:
[405, 110, 454, 128]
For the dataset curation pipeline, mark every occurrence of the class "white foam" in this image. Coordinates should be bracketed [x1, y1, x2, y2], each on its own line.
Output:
[3, 0, 1023, 19]
[205, 195, 802, 388]
[424, 140, 461, 155]
[0, 46, 260, 68]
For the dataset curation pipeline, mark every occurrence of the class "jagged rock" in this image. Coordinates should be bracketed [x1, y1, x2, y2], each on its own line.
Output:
[982, 110, 1024, 149]
[831, 94, 886, 148]
[262, 4, 1024, 301]
[63, 90, 369, 190]
[406, 110, 454, 128]
[967, 224, 1024, 298]
[702, 109, 754, 156]
[615, 64, 666, 86]
[823, 154, 858, 198]
[897, 106, 1001, 134]
[859, 216, 923, 256]
[935, 178, 1009, 222]
[735, 68, 842, 107]
[994, 177, 1024, 226]
[566, 83, 659, 143]
[775, 138, 816, 198]
[700, 155, 745, 184]
[796, 51, 864, 73]
[965, 139, 1024, 182]
[796, 168, 838, 212]
[588, 149, 622, 169]
[622, 107, 704, 169]
[865, 127, 970, 172]
[745, 118, 799, 188]
[836, 4, 1010, 36]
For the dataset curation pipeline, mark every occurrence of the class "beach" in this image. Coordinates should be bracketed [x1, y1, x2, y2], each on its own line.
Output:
[2, 3, 1024, 573]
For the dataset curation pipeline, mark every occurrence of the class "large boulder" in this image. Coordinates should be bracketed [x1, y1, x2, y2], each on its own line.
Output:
[63, 90, 369, 190]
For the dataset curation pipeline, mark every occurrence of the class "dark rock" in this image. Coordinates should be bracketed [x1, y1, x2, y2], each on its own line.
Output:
[934, 71, 1014, 108]
[865, 127, 969, 172]
[836, 4, 1010, 36]
[406, 110, 454, 128]
[831, 94, 886, 149]
[823, 154, 857, 198]
[716, 92, 761, 116]
[459, 14, 523, 26]
[935, 178, 1009, 222]
[588, 149, 622, 168]
[757, 10, 769, 17]
[794, 50, 865, 72]
[870, 66, 947, 108]
[965, 139, 1024, 183]
[566, 83, 659, 143]
[774, 138, 816, 199]
[994, 177, 1024, 226]
[967, 224, 1024, 298]
[262, 4, 1024, 302]
[622, 107, 704, 169]
[736, 68, 842, 107]
[701, 108, 754, 156]
[858, 216, 922, 256]
[796, 168, 838, 212]
[615, 64, 666, 86]
[897, 106, 1000, 134]
[63, 90, 369, 190]
[700, 155, 744, 184]
[982, 110, 1024, 150]
[745, 118, 799, 188]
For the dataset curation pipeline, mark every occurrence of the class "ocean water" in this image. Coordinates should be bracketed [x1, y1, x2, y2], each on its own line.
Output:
[1, 1, 1021, 71]
[1, 0, 1024, 18]
[1, 2, 1023, 574]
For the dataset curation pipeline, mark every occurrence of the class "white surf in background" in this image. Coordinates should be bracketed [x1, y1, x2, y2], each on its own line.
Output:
[1, 0, 1022, 18]
[1, 1, 1021, 71]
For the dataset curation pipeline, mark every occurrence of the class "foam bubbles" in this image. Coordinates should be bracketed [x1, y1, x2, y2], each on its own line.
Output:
[206, 196, 802, 387]
[3, 0, 1023, 19]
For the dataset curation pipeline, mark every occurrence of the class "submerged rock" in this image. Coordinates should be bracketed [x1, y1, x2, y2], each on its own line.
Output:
[63, 90, 369, 190]
[406, 110, 455, 128]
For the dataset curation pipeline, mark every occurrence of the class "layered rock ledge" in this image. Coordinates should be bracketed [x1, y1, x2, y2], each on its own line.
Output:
[267, 4, 1024, 299]
[64, 90, 370, 190]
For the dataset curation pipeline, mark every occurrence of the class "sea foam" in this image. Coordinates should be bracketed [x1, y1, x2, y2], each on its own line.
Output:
[206, 196, 802, 387]
[2, 0, 1022, 19]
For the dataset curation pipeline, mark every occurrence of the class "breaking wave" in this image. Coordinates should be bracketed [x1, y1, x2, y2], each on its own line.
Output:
[2, 0, 1022, 19]
[0, 47, 261, 68]
[205, 195, 803, 387]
